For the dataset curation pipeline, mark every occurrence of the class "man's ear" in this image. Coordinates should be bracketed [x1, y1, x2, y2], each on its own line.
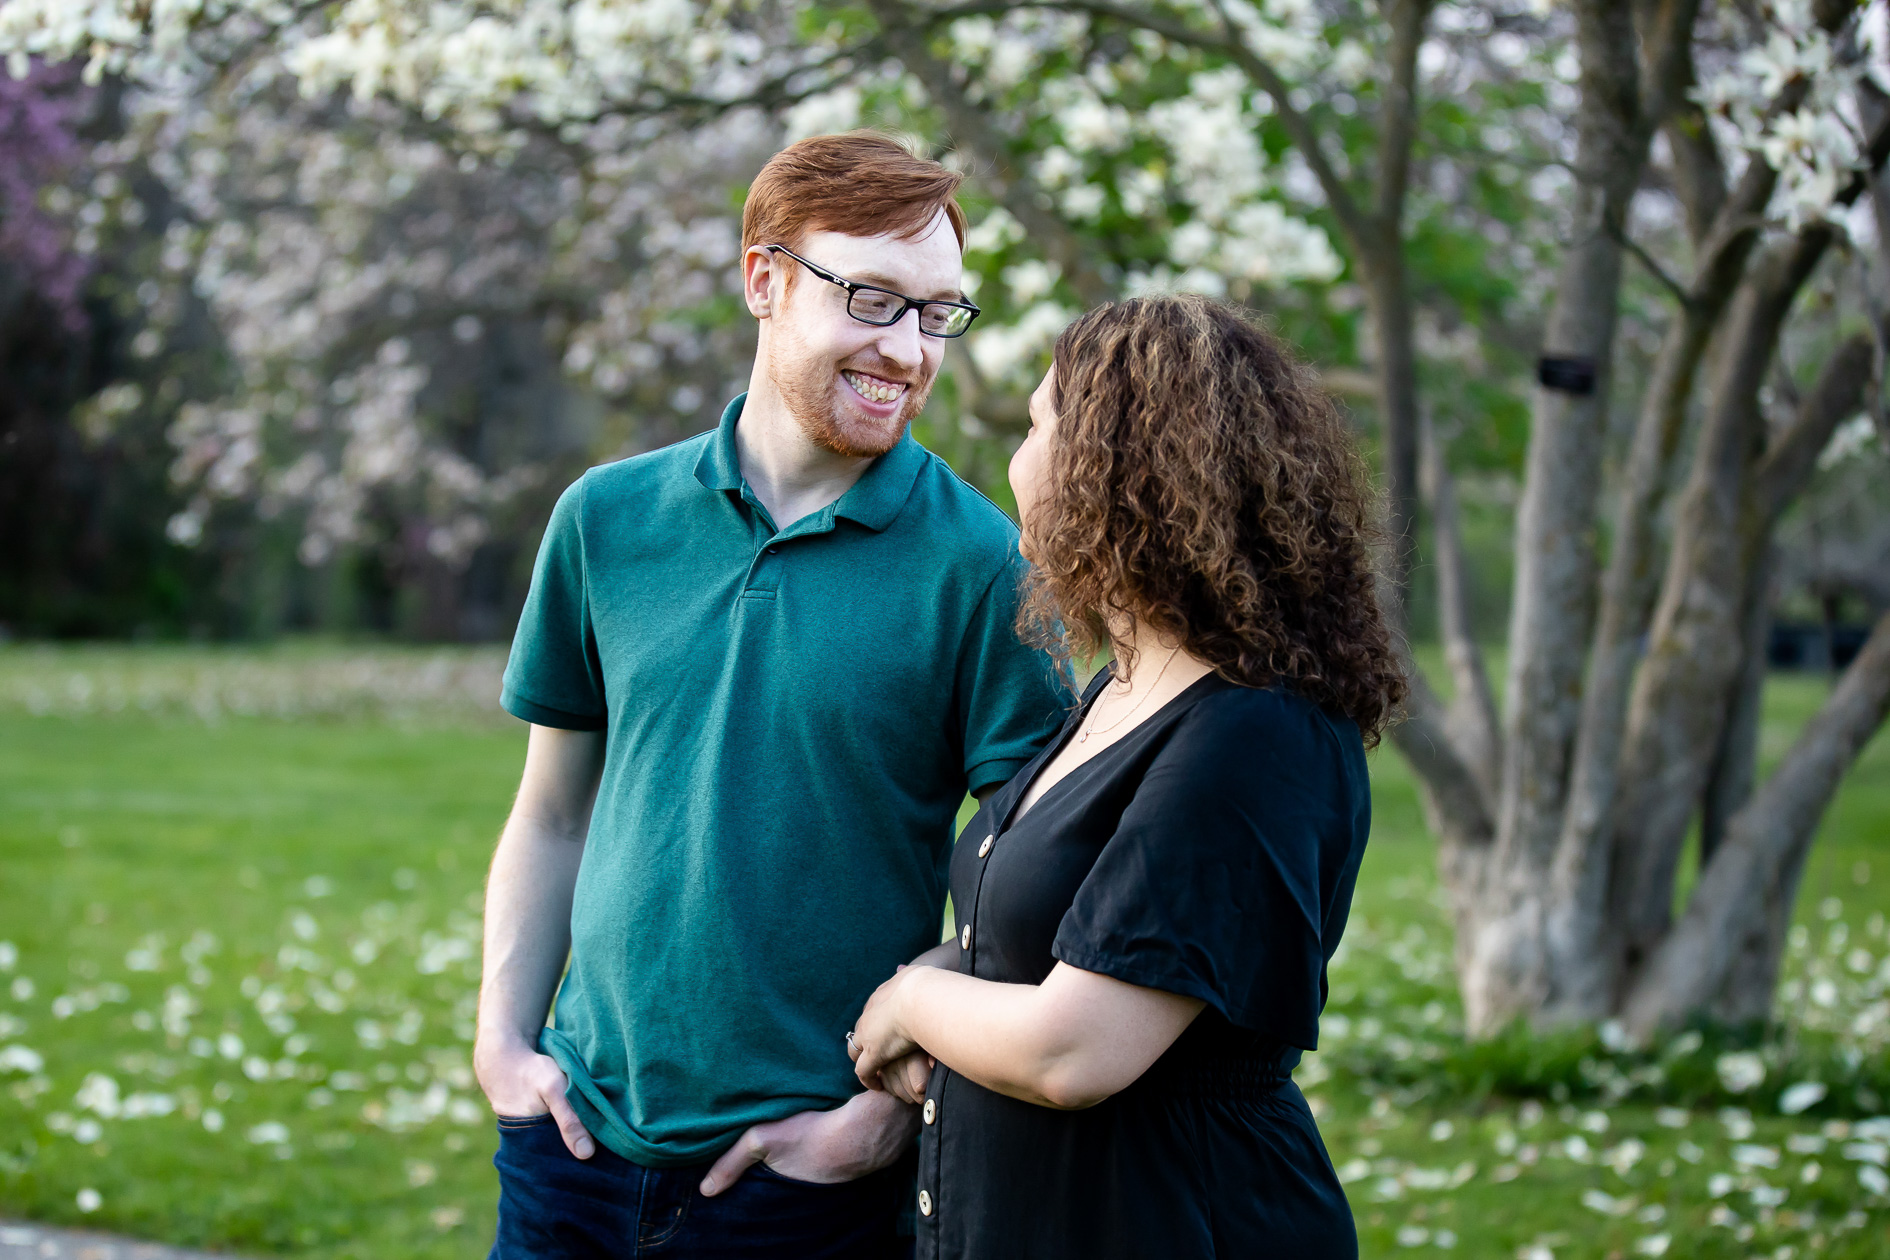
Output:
[743, 246, 777, 320]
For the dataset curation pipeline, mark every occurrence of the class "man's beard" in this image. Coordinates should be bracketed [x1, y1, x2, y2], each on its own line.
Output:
[768, 336, 933, 459]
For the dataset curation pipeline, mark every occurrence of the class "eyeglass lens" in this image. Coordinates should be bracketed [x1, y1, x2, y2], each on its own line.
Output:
[847, 289, 974, 337]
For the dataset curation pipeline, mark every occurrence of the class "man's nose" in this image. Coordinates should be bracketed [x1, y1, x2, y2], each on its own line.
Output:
[873, 309, 925, 372]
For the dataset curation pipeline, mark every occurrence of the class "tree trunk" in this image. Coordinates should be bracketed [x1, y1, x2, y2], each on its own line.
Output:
[1453, 0, 1651, 1034]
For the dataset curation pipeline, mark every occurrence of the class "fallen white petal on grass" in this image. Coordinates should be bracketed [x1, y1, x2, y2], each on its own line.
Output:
[1731, 1144, 1780, 1169]
[0, 1044, 43, 1073]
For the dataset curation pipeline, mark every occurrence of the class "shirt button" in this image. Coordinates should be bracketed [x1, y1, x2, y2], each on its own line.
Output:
[918, 1189, 933, 1217]
[765, 546, 778, 554]
[923, 1098, 936, 1124]
[959, 923, 971, 949]
[977, 834, 993, 858]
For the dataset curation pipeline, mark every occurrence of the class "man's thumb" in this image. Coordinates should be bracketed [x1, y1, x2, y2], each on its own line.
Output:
[699, 1129, 763, 1197]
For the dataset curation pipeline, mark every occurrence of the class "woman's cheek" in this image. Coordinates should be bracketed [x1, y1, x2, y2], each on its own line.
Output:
[1009, 443, 1039, 545]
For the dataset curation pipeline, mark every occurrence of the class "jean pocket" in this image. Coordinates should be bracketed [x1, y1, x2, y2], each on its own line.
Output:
[496, 1112, 556, 1131]
[753, 1160, 862, 1190]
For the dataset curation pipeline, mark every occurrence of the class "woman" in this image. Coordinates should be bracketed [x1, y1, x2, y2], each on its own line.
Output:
[847, 295, 1405, 1259]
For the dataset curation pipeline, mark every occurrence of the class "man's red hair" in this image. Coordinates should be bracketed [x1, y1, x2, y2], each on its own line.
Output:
[742, 132, 967, 255]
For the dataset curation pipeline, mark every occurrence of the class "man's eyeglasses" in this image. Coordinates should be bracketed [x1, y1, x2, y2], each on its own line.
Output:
[766, 244, 981, 338]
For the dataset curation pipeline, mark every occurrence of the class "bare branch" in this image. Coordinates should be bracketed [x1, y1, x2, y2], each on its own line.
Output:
[1608, 214, 1695, 306]
[1755, 331, 1875, 520]
[1374, 0, 1431, 232]
[1389, 674, 1498, 848]
[1662, 103, 1729, 244]
[1422, 413, 1502, 802]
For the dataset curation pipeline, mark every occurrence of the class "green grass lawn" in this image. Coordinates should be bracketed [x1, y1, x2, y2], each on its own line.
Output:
[0, 646, 1886, 1257]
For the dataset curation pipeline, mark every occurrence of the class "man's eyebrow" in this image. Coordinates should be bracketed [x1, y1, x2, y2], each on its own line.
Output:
[852, 270, 964, 302]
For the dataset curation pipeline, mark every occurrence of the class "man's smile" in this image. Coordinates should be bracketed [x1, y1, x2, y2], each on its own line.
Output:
[841, 369, 909, 405]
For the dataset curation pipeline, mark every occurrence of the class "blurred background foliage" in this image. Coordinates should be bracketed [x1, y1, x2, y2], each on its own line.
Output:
[7, 0, 1878, 647]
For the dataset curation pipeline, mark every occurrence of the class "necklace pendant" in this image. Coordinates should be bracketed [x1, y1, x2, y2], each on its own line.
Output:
[1078, 729, 1089, 743]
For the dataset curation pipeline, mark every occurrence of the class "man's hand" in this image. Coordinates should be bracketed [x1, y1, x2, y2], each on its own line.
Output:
[699, 1087, 919, 1196]
[475, 1038, 595, 1160]
[876, 1050, 934, 1105]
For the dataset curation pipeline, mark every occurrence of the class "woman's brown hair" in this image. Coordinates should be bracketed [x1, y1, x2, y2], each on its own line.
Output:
[1021, 295, 1406, 746]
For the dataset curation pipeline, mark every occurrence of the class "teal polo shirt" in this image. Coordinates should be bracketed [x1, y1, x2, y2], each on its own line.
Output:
[501, 394, 1068, 1167]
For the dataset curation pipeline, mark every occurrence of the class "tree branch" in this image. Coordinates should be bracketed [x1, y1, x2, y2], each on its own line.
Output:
[1374, 0, 1431, 233]
[1389, 673, 1498, 848]
[1620, 609, 1890, 1041]
[1755, 331, 1875, 521]
[1608, 214, 1695, 307]
[1422, 412, 1501, 802]
[873, 0, 1116, 306]
[926, 0, 1375, 253]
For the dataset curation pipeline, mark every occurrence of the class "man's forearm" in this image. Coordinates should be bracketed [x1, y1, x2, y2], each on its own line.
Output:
[477, 818, 585, 1054]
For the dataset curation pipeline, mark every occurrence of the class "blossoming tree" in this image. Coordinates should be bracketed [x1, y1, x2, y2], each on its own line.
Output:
[4, 0, 1887, 1037]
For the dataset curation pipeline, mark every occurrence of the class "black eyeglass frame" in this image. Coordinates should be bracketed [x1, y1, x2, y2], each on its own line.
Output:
[765, 244, 981, 338]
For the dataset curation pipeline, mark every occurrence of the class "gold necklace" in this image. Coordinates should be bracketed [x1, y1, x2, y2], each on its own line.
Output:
[1077, 647, 1180, 744]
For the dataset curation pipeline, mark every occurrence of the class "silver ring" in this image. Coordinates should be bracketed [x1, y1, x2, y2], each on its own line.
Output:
[845, 1031, 857, 1047]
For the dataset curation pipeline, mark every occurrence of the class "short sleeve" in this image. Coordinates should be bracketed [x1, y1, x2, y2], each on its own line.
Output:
[953, 551, 1072, 796]
[1050, 691, 1368, 1048]
[501, 477, 608, 730]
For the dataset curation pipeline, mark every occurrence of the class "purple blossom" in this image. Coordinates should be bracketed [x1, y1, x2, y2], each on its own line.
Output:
[0, 58, 92, 329]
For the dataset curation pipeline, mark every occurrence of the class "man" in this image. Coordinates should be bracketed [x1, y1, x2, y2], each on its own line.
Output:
[475, 131, 1068, 1258]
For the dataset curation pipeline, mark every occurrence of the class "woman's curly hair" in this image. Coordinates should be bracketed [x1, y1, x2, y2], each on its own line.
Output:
[1019, 295, 1406, 746]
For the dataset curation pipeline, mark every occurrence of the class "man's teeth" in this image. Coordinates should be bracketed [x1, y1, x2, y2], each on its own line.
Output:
[843, 371, 905, 404]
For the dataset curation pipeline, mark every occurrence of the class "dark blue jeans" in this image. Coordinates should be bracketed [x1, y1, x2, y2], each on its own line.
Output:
[489, 1113, 913, 1259]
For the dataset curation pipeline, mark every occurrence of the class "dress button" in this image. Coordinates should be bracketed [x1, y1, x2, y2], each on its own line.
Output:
[959, 923, 971, 949]
[923, 1098, 936, 1124]
[765, 546, 778, 554]
[918, 1189, 933, 1217]
[977, 834, 993, 858]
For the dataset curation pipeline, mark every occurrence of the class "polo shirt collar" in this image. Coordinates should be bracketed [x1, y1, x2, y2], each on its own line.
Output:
[693, 393, 927, 534]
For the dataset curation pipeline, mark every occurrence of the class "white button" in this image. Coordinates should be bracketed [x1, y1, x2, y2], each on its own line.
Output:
[959, 923, 971, 949]
[977, 834, 993, 858]
[923, 1098, 936, 1124]
[918, 1189, 933, 1216]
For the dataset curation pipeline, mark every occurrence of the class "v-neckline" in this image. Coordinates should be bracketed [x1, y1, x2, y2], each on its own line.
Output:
[996, 666, 1229, 832]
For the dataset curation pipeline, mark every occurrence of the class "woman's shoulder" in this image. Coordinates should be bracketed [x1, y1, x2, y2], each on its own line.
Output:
[1157, 680, 1366, 794]
[1182, 679, 1361, 749]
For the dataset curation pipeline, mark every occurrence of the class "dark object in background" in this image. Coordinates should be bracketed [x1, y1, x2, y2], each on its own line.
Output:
[1767, 622, 1870, 671]
[1536, 355, 1599, 395]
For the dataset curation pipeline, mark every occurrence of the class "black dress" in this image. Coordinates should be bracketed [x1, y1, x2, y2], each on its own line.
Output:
[914, 668, 1368, 1260]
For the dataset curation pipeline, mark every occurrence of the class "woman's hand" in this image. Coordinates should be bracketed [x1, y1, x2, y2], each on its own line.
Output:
[848, 966, 928, 1091]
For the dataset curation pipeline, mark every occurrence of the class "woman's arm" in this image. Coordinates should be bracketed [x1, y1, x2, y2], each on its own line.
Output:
[850, 962, 1203, 1110]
